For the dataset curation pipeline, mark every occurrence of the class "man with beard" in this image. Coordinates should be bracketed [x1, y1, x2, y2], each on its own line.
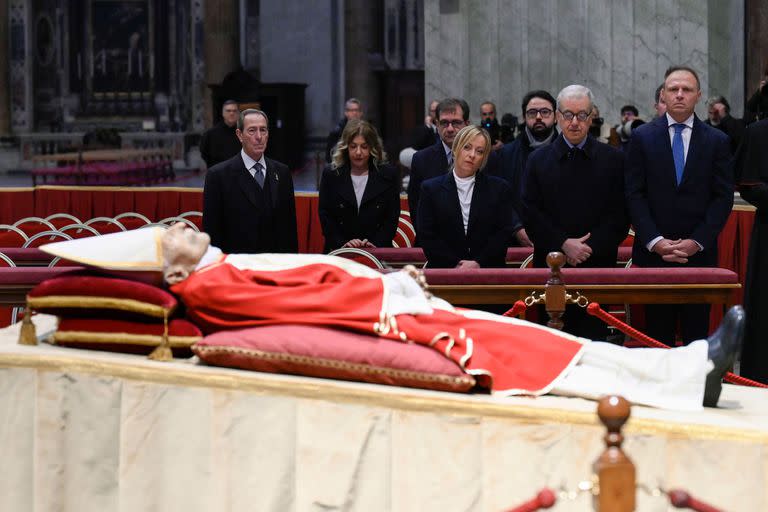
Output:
[490, 90, 558, 247]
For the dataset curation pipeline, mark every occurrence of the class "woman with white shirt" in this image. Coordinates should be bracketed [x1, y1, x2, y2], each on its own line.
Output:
[319, 119, 401, 253]
[417, 125, 522, 268]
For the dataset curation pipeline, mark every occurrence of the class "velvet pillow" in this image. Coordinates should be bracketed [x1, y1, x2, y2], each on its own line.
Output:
[27, 274, 178, 319]
[193, 324, 476, 393]
[51, 317, 202, 357]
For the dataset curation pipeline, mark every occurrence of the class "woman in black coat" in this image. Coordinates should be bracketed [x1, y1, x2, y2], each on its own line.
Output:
[735, 118, 768, 384]
[319, 119, 401, 253]
[417, 125, 522, 268]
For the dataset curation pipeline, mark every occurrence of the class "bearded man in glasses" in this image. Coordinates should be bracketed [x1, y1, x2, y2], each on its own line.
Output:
[521, 84, 629, 341]
[491, 90, 559, 247]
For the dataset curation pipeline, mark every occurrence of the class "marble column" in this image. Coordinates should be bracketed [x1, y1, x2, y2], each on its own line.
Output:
[0, 0, 9, 135]
[745, 0, 768, 108]
[425, 0, 744, 123]
[344, 1, 382, 128]
[203, 0, 239, 128]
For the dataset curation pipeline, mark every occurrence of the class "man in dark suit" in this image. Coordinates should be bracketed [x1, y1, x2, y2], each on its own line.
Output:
[522, 85, 629, 340]
[203, 109, 298, 254]
[626, 66, 734, 344]
[199, 100, 242, 168]
[705, 95, 745, 154]
[491, 90, 558, 247]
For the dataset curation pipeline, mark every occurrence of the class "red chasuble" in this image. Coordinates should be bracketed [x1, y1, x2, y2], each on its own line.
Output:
[171, 258, 585, 395]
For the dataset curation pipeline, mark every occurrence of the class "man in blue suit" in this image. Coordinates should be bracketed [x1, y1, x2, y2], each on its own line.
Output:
[625, 66, 734, 344]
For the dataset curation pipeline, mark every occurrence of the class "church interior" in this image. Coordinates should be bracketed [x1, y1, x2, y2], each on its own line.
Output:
[1, 1, 768, 510]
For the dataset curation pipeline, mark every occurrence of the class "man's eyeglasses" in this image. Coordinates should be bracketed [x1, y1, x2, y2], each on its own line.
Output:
[525, 108, 553, 119]
[438, 120, 466, 129]
[558, 110, 592, 122]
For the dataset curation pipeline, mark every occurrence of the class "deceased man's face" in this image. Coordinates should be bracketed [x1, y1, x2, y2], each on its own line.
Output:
[162, 223, 210, 284]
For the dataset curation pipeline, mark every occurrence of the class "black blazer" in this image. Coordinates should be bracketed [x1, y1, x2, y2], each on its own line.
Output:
[417, 171, 519, 268]
[407, 139, 501, 229]
[318, 163, 401, 253]
[625, 115, 734, 267]
[203, 153, 298, 254]
[522, 135, 629, 267]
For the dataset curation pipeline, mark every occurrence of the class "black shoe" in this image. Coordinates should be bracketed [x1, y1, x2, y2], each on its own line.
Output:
[703, 306, 745, 407]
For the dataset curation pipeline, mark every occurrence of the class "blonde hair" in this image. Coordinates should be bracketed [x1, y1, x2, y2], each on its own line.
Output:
[331, 119, 387, 170]
[451, 125, 491, 172]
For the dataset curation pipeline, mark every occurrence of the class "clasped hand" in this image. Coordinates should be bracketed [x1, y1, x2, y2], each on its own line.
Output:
[653, 238, 699, 263]
[343, 239, 375, 248]
[561, 233, 592, 266]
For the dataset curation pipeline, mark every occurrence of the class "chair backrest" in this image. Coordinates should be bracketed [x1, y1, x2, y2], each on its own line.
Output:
[58, 223, 102, 239]
[157, 216, 200, 231]
[13, 217, 56, 236]
[22, 230, 73, 248]
[392, 210, 416, 248]
[0, 252, 19, 326]
[84, 216, 127, 234]
[45, 213, 83, 228]
[0, 224, 30, 247]
[113, 212, 152, 230]
[328, 247, 385, 269]
[520, 254, 534, 269]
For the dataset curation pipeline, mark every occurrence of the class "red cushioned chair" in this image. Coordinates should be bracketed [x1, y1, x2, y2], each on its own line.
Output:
[0, 251, 20, 327]
[328, 248, 385, 269]
[58, 223, 101, 239]
[22, 230, 73, 249]
[45, 213, 83, 229]
[84, 217, 127, 234]
[0, 224, 29, 248]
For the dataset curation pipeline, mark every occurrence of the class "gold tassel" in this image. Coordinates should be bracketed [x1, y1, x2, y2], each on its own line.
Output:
[148, 311, 173, 361]
[18, 308, 37, 346]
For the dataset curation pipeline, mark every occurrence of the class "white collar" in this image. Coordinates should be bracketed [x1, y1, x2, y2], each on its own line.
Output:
[665, 112, 694, 129]
[241, 150, 267, 171]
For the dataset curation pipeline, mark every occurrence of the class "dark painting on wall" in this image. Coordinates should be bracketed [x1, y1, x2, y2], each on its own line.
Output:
[92, 0, 151, 93]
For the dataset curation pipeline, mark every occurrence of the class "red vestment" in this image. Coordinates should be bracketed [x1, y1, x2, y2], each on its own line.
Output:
[171, 258, 585, 394]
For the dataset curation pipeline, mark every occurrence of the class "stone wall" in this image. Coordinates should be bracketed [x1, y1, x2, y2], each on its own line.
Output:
[425, 0, 744, 124]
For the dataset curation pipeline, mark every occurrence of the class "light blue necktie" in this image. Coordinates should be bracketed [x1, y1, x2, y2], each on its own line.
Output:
[672, 123, 686, 185]
[253, 162, 264, 188]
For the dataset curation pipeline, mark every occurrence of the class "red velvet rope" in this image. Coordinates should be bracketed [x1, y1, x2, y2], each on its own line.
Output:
[503, 300, 528, 318]
[586, 302, 768, 388]
[668, 489, 723, 511]
[503, 488, 556, 511]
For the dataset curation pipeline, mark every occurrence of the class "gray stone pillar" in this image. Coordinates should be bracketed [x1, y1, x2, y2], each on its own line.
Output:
[0, 0, 9, 135]
[203, 0, 239, 128]
[344, 0, 381, 128]
[746, 0, 768, 108]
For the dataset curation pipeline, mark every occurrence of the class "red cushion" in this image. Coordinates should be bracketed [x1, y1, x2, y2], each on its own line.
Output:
[53, 317, 201, 357]
[28, 274, 178, 318]
[193, 324, 476, 393]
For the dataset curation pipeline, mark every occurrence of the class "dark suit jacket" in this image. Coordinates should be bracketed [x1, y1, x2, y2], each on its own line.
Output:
[203, 153, 298, 254]
[522, 135, 629, 267]
[625, 115, 734, 267]
[417, 171, 519, 268]
[407, 139, 500, 229]
[318, 163, 401, 253]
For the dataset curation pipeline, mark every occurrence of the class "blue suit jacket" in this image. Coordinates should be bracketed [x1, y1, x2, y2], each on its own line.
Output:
[625, 115, 734, 266]
[417, 171, 519, 268]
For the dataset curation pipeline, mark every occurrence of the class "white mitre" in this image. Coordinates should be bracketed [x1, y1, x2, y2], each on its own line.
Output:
[39, 227, 167, 283]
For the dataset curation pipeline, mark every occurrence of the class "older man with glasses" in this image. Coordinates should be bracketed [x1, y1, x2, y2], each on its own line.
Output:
[521, 85, 629, 341]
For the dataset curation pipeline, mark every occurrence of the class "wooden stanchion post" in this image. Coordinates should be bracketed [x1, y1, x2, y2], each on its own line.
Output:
[594, 395, 636, 511]
[545, 252, 566, 330]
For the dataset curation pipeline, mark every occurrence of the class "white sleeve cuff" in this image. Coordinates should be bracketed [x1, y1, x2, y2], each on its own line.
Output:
[646, 236, 663, 252]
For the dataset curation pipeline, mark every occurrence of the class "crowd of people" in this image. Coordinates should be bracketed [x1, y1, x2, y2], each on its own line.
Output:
[197, 63, 768, 384]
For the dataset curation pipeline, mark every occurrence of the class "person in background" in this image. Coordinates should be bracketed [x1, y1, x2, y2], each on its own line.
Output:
[654, 84, 667, 118]
[325, 98, 364, 162]
[200, 100, 241, 168]
[319, 120, 400, 253]
[705, 95, 745, 154]
[491, 90, 558, 247]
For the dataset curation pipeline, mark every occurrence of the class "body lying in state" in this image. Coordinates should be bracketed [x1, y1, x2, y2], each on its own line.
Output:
[41, 222, 745, 411]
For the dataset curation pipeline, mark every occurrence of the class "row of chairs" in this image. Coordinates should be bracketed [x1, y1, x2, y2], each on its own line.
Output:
[0, 212, 202, 248]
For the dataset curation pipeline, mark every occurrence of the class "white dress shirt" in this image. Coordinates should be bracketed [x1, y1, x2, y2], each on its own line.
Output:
[240, 150, 267, 180]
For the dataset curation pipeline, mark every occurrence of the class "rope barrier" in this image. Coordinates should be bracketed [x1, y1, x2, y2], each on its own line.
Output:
[503, 488, 556, 511]
[503, 300, 528, 318]
[586, 302, 768, 389]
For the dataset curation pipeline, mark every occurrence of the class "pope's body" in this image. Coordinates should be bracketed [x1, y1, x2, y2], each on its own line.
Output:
[160, 223, 740, 411]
